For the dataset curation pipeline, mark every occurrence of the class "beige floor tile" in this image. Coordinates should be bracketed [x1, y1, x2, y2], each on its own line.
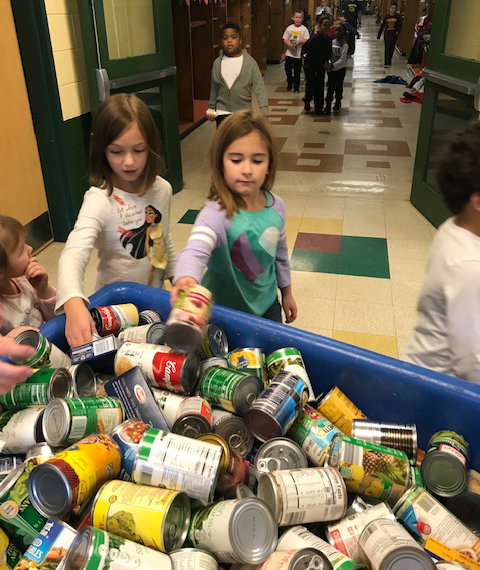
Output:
[342, 216, 386, 238]
[170, 224, 195, 241]
[303, 195, 346, 219]
[387, 238, 432, 260]
[299, 217, 343, 235]
[344, 197, 385, 214]
[291, 271, 337, 300]
[292, 298, 335, 333]
[389, 257, 427, 281]
[393, 305, 418, 338]
[334, 300, 396, 336]
[336, 275, 392, 305]
[391, 279, 423, 308]
[279, 194, 309, 217]
[315, 329, 333, 338]
[386, 220, 433, 241]
[332, 330, 398, 359]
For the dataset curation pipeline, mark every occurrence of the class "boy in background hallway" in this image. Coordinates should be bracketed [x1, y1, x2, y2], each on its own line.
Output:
[304, 17, 332, 115]
[325, 23, 348, 114]
[377, 2, 402, 67]
[282, 11, 310, 93]
[342, 0, 362, 55]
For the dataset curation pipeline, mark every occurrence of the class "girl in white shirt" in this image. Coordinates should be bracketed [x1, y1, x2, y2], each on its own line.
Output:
[56, 94, 175, 348]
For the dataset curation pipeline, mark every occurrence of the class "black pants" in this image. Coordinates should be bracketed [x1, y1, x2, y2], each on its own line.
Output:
[305, 67, 326, 112]
[261, 297, 282, 323]
[325, 68, 347, 107]
[347, 32, 356, 55]
[215, 114, 229, 128]
[285, 56, 302, 91]
[384, 34, 397, 65]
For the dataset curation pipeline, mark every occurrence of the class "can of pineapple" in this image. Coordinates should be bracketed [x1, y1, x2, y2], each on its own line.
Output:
[326, 434, 410, 506]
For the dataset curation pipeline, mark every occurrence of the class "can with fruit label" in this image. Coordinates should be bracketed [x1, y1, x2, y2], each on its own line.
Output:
[228, 348, 267, 386]
[111, 419, 149, 480]
[0, 527, 21, 570]
[90, 304, 139, 336]
[315, 386, 367, 436]
[326, 434, 410, 506]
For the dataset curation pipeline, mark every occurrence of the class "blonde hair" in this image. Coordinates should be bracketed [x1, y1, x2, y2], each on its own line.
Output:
[0, 216, 24, 273]
[89, 93, 162, 196]
[209, 110, 278, 218]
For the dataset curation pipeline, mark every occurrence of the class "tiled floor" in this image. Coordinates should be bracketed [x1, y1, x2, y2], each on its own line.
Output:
[38, 16, 434, 361]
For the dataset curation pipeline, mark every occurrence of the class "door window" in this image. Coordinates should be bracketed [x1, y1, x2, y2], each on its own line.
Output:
[444, 0, 480, 61]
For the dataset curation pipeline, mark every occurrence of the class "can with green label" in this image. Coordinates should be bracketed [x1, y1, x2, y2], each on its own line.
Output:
[11, 330, 71, 369]
[0, 368, 73, 411]
[0, 527, 22, 569]
[408, 465, 424, 489]
[42, 397, 124, 447]
[0, 463, 47, 550]
[200, 366, 263, 417]
[266, 347, 304, 378]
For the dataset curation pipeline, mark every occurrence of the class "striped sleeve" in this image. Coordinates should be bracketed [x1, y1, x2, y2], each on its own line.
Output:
[173, 201, 227, 284]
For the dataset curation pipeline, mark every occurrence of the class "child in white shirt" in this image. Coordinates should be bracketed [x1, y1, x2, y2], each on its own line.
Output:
[282, 11, 310, 93]
[0, 216, 56, 336]
[405, 122, 480, 384]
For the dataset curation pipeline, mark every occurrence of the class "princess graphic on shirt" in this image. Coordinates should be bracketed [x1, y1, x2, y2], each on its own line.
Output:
[119, 205, 166, 284]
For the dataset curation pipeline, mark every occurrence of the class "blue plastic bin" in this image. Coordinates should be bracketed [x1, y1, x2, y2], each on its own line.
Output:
[41, 282, 480, 471]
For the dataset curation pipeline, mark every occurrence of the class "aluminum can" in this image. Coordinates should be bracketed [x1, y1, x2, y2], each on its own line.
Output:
[232, 548, 332, 570]
[0, 368, 72, 410]
[253, 438, 308, 478]
[170, 548, 218, 570]
[325, 503, 395, 564]
[228, 348, 268, 385]
[235, 484, 255, 499]
[421, 430, 469, 498]
[289, 405, 342, 466]
[326, 434, 410, 506]
[200, 367, 263, 417]
[197, 433, 248, 498]
[345, 496, 369, 517]
[393, 485, 480, 559]
[173, 397, 213, 438]
[277, 525, 364, 570]
[24, 443, 58, 467]
[352, 420, 417, 460]
[446, 491, 480, 538]
[12, 329, 71, 368]
[28, 434, 121, 519]
[0, 463, 47, 549]
[117, 323, 166, 346]
[199, 357, 229, 377]
[409, 465, 425, 488]
[0, 407, 45, 454]
[16, 519, 76, 570]
[42, 397, 124, 447]
[359, 518, 436, 570]
[257, 466, 347, 526]
[91, 480, 190, 552]
[139, 309, 163, 325]
[197, 323, 229, 360]
[245, 371, 308, 441]
[0, 527, 22, 569]
[114, 342, 199, 395]
[132, 428, 223, 504]
[63, 525, 172, 569]
[265, 348, 315, 399]
[151, 388, 187, 429]
[69, 363, 97, 398]
[111, 419, 149, 480]
[315, 386, 367, 436]
[212, 409, 254, 458]
[188, 498, 277, 564]
[165, 285, 213, 353]
[90, 303, 139, 336]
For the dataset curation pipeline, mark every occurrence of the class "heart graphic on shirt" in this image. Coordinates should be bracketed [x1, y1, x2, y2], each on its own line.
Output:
[230, 227, 280, 282]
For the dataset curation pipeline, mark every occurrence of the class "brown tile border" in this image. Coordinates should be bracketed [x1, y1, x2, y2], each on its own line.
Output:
[367, 161, 391, 168]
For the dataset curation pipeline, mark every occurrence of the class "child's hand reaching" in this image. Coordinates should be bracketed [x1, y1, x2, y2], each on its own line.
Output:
[281, 286, 297, 324]
[64, 297, 97, 348]
[171, 276, 199, 306]
[206, 109, 217, 121]
[25, 257, 54, 299]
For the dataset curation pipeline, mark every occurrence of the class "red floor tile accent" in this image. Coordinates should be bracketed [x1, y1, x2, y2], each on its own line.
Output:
[294, 232, 342, 252]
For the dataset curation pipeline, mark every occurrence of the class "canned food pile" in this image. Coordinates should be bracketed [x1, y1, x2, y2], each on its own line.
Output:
[0, 285, 479, 570]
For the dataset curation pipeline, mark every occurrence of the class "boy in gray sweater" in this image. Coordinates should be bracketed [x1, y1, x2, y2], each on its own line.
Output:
[207, 22, 269, 128]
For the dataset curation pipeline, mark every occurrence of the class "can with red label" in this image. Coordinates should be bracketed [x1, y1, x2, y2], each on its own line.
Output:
[90, 304, 139, 336]
[114, 342, 199, 395]
[173, 397, 213, 438]
[111, 419, 149, 480]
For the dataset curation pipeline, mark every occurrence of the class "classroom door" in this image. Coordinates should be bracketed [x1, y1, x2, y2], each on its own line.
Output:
[78, 0, 183, 192]
[410, 0, 480, 227]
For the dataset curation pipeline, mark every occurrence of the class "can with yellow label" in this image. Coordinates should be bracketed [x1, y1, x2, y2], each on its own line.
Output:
[91, 480, 190, 553]
[315, 386, 367, 436]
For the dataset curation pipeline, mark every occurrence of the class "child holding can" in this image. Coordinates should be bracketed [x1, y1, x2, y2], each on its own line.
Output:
[56, 94, 176, 348]
[172, 110, 297, 324]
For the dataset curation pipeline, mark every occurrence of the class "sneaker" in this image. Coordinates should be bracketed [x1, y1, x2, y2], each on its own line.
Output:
[287, 85, 293, 91]
[294, 90, 300, 94]
[333, 102, 341, 111]
[324, 106, 331, 115]
[304, 101, 311, 112]
[314, 109, 326, 116]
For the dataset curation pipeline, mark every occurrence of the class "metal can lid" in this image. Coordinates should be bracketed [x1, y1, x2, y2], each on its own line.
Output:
[197, 433, 230, 478]
[63, 525, 94, 570]
[214, 416, 255, 458]
[229, 497, 278, 564]
[380, 547, 436, 570]
[325, 434, 343, 470]
[11, 329, 43, 363]
[232, 375, 264, 417]
[25, 443, 57, 461]
[0, 462, 26, 498]
[445, 491, 480, 536]
[27, 462, 73, 519]
[290, 548, 333, 570]
[173, 415, 211, 439]
[47, 368, 73, 400]
[257, 472, 282, 523]
[70, 363, 97, 398]
[42, 399, 71, 447]
[421, 451, 467, 498]
[164, 491, 191, 552]
[165, 321, 204, 354]
[206, 323, 228, 357]
[146, 323, 166, 345]
[236, 484, 255, 499]
[255, 437, 308, 472]
[180, 352, 200, 395]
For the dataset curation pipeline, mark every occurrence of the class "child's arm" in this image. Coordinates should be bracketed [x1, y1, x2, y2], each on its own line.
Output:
[377, 17, 386, 39]
[24, 257, 56, 321]
[162, 185, 176, 283]
[207, 63, 219, 120]
[275, 208, 297, 323]
[252, 63, 269, 116]
[0, 336, 34, 393]
[56, 190, 109, 347]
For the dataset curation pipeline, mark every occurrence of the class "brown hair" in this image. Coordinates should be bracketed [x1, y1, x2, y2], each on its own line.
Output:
[208, 110, 278, 218]
[89, 93, 162, 196]
[0, 216, 24, 273]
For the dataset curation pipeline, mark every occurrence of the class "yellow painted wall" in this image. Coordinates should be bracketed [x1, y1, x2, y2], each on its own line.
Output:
[45, 0, 90, 120]
[1, 1, 48, 225]
[445, 0, 480, 61]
